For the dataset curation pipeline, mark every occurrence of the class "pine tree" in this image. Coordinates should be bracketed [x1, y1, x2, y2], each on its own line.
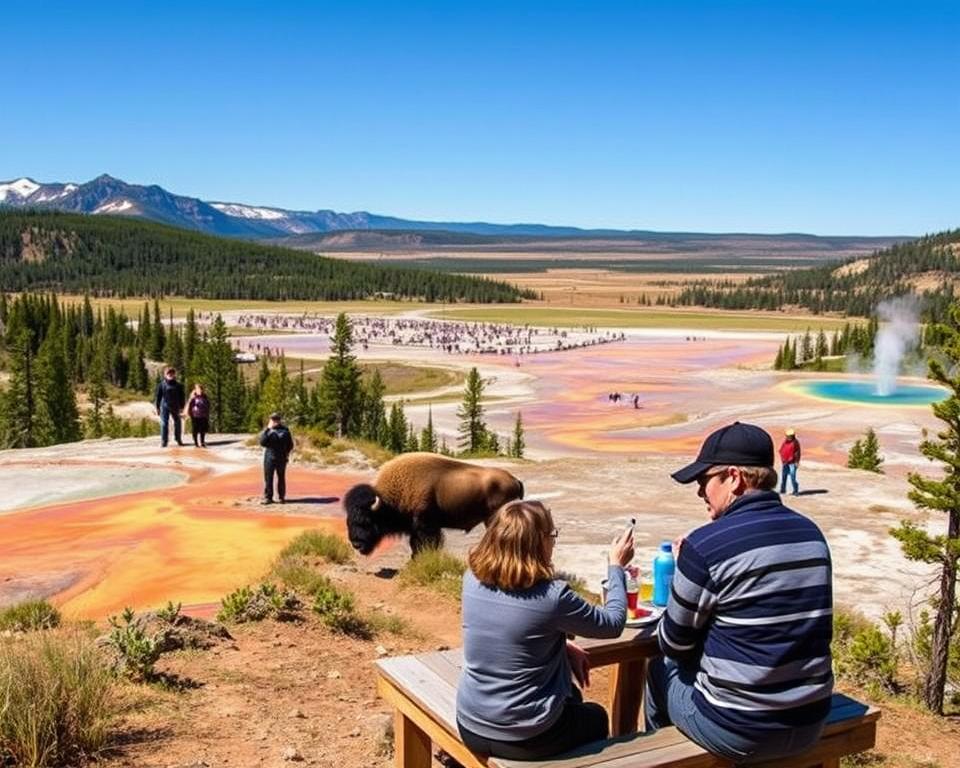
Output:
[183, 308, 199, 378]
[387, 402, 407, 453]
[316, 313, 362, 438]
[35, 330, 80, 444]
[84, 341, 109, 439]
[774, 344, 783, 370]
[362, 369, 387, 443]
[457, 367, 487, 454]
[0, 330, 38, 448]
[848, 427, 883, 473]
[419, 405, 438, 453]
[890, 306, 960, 713]
[511, 411, 525, 458]
[149, 299, 165, 360]
[405, 424, 419, 453]
[194, 315, 245, 432]
[800, 329, 813, 364]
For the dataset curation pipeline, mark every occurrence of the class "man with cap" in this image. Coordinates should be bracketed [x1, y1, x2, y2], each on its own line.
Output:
[645, 421, 833, 763]
[259, 412, 294, 504]
[779, 428, 801, 496]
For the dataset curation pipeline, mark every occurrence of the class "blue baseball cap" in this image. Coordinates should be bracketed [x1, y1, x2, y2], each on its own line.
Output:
[671, 422, 775, 484]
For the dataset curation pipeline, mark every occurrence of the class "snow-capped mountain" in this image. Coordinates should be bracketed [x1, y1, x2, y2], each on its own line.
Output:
[0, 173, 658, 239]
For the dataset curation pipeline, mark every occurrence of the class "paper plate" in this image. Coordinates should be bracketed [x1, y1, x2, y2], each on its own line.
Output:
[625, 604, 664, 627]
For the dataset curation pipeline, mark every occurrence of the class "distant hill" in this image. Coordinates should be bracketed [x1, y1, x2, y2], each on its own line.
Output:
[673, 228, 960, 318]
[0, 211, 532, 302]
[0, 175, 909, 250]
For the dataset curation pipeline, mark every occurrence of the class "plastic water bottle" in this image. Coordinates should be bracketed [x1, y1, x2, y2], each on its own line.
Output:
[652, 542, 675, 607]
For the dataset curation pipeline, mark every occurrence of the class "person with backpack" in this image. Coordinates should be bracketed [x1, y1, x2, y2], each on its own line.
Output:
[154, 367, 186, 447]
[184, 382, 211, 447]
[259, 412, 294, 504]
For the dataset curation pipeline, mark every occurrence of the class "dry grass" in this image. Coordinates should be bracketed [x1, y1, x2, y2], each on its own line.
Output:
[0, 628, 117, 767]
[399, 548, 466, 601]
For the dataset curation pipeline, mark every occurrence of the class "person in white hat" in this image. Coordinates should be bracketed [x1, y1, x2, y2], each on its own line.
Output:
[779, 428, 801, 496]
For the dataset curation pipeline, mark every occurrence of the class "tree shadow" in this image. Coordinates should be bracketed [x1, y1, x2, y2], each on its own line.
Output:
[794, 489, 829, 496]
[152, 671, 204, 692]
[199, 438, 245, 447]
[101, 725, 176, 758]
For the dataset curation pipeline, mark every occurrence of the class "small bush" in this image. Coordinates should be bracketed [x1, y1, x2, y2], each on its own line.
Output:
[312, 578, 372, 638]
[366, 611, 417, 638]
[279, 530, 353, 565]
[847, 427, 884, 473]
[833, 606, 899, 694]
[105, 607, 162, 682]
[399, 548, 465, 601]
[0, 629, 115, 767]
[272, 557, 331, 596]
[217, 583, 300, 624]
[0, 599, 62, 632]
[155, 601, 182, 624]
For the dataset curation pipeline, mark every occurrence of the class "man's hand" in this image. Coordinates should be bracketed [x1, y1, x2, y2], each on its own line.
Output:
[566, 641, 591, 689]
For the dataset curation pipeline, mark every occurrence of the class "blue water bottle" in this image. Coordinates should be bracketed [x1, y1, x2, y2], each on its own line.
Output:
[652, 541, 675, 607]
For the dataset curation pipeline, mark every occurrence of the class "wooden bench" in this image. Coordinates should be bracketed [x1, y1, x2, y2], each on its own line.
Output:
[376, 649, 879, 768]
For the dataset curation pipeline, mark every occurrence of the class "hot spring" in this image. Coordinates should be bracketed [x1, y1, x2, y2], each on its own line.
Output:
[789, 379, 947, 407]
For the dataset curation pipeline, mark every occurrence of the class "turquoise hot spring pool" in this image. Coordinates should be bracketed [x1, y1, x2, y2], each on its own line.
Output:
[790, 379, 947, 406]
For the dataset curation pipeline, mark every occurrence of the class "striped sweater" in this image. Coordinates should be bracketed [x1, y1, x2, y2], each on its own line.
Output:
[657, 489, 833, 735]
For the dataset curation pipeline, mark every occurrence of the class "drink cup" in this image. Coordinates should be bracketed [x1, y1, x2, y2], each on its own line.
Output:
[626, 586, 639, 612]
[600, 578, 608, 605]
[639, 568, 654, 603]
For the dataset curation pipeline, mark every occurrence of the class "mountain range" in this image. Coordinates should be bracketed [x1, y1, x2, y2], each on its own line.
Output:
[0, 174, 908, 246]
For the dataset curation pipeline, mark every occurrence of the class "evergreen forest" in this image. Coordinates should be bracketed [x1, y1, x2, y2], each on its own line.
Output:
[673, 229, 960, 320]
[0, 212, 534, 303]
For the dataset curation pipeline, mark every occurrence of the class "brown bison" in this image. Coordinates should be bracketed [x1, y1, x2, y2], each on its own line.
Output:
[344, 452, 524, 555]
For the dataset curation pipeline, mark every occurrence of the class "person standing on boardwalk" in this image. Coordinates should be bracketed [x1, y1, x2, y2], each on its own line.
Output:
[779, 427, 801, 496]
[645, 421, 833, 764]
[259, 412, 294, 504]
[184, 383, 211, 448]
[154, 367, 186, 447]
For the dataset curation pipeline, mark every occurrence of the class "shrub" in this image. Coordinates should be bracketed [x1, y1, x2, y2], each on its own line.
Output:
[399, 548, 465, 601]
[833, 606, 899, 694]
[272, 557, 331, 596]
[0, 599, 62, 632]
[217, 583, 300, 624]
[0, 629, 115, 767]
[104, 607, 162, 682]
[279, 530, 353, 565]
[155, 601, 182, 624]
[312, 578, 372, 638]
[848, 427, 884, 473]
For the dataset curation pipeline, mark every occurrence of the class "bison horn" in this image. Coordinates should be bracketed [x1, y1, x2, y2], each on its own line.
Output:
[371, 495, 381, 511]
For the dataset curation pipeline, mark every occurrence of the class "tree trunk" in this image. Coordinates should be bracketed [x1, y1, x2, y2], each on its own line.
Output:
[925, 508, 960, 713]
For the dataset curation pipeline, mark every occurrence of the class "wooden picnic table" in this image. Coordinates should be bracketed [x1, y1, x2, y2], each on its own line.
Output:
[376, 623, 879, 768]
[577, 623, 661, 736]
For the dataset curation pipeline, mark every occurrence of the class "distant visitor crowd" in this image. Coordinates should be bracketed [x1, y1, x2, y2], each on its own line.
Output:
[223, 313, 627, 356]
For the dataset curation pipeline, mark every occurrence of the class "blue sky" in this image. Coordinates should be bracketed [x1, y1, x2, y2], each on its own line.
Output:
[3, 1, 957, 235]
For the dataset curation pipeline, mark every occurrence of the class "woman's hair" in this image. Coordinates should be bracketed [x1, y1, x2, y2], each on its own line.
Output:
[468, 500, 554, 591]
[193, 383, 204, 393]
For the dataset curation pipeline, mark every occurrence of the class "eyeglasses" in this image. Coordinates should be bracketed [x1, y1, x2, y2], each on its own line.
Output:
[697, 467, 728, 486]
[547, 528, 559, 539]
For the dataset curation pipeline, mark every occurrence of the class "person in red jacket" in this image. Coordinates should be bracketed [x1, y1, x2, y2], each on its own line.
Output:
[779, 428, 801, 496]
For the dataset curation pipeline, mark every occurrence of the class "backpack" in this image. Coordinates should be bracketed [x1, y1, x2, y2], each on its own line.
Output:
[190, 395, 210, 419]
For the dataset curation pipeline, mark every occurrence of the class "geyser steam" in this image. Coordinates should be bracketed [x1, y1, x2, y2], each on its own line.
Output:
[873, 297, 920, 396]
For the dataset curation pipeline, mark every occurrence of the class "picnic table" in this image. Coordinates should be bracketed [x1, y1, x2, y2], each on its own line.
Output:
[376, 624, 879, 768]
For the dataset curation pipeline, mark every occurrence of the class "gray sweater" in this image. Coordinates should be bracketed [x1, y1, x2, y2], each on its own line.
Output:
[456, 565, 627, 741]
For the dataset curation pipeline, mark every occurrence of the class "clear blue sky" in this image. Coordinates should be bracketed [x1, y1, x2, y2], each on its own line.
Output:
[3, 1, 957, 235]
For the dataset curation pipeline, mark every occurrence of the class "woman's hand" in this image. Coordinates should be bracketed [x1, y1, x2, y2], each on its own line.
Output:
[566, 641, 591, 689]
[609, 528, 635, 569]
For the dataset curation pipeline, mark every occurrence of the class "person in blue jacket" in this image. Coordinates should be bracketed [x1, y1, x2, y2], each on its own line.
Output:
[456, 499, 634, 760]
[259, 412, 294, 504]
[647, 421, 833, 764]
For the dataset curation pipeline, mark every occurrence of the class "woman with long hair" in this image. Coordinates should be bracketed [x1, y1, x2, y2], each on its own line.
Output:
[456, 500, 633, 760]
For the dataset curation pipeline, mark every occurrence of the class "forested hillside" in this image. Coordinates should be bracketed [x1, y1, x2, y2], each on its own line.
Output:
[0, 212, 533, 302]
[673, 229, 960, 319]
